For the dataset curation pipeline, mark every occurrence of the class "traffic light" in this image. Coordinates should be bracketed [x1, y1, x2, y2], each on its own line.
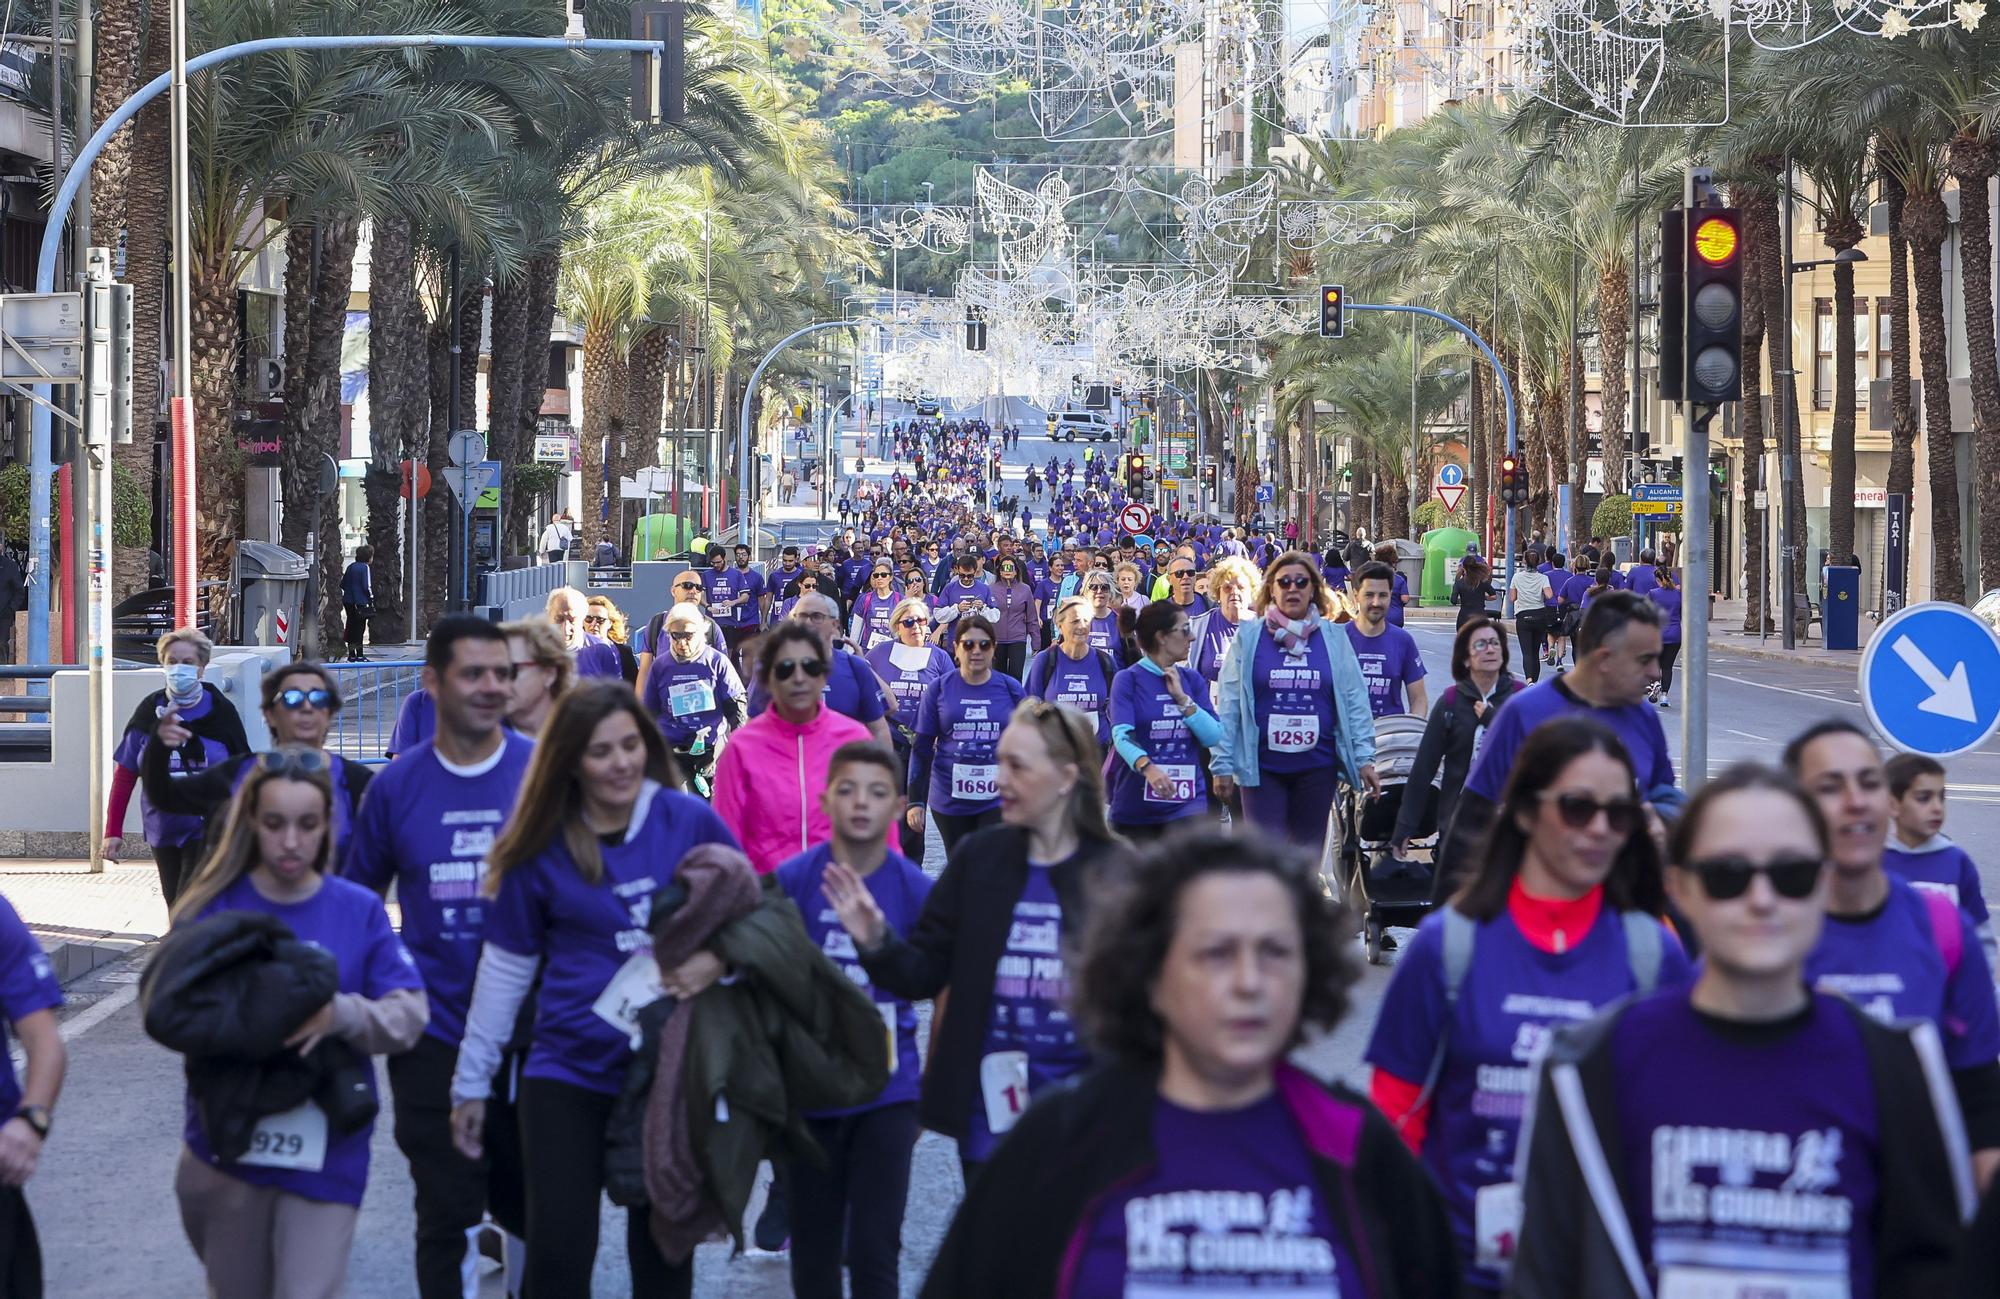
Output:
[963, 318, 987, 351]
[1684, 209, 1743, 403]
[1499, 452, 1529, 508]
[1318, 284, 1344, 339]
[629, 3, 686, 125]
[1341, 463, 1353, 483]
[1126, 452, 1146, 479]
[1201, 462, 1217, 488]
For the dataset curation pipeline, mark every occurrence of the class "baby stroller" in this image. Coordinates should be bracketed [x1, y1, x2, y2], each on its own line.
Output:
[1336, 713, 1441, 964]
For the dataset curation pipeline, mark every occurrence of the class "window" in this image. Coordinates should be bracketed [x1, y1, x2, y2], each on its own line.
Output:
[1876, 297, 1894, 383]
[1855, 299, 1871, 409]
[1814, 298, 1834, 410]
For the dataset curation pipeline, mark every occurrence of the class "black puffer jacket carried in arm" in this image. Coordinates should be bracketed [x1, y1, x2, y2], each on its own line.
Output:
[141, 910, 376, 1161]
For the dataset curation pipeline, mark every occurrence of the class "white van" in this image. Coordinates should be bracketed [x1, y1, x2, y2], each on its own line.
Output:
[1046, 409, 1116, 442]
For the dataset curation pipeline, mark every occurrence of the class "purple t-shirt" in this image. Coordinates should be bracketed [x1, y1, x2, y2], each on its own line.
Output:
[640, 645, 743, 748]
[1254, 630, 1339, 775]
[710, 565, 765, 628]
[484, 782, 738, 1095]
[963, 861, 1089, 1161]
[1885, 838, 1992, 927]
[1557, 571, 1594, 608]
[1108, 664, 1214, 825]
[774, 844, 933, 1117]
[387, 688, 434, 758]
[932, 578, 993, 614]
[184, 874, 422, 1207]
[342, 732, 536, 1045]
[1648, 586, 1683, 643]
[113, 689, 234, 846]
[1464, 676, 1674, 802]
[1364, 904, 1691, 1288]
[1389, 571, 1411, 627]
[1627, 564, 1659, 597]
[1610, 992, 1880, 1296]
[850, 589, 901, 650]
[1804, 873, 2000, 1069]
[0, 893, 60, 1120]
[1087, 612, 1122, 660]
[1191, 613, 1241, 684]
[1024, 646, 1115, 746]
[1344, 622, 1426, 718]
[1070, 1092, 1355, 1298]
[575, 634, 624, 680]
[913, 672, 1024, 815]
[866, 641, 954, 731]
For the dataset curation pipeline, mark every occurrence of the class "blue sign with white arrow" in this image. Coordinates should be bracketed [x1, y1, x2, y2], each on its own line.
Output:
[1437, 462, 1464, 488]
[1860, 601, 2000, 758]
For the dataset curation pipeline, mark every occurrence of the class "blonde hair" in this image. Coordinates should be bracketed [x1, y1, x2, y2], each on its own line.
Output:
[1006, 700, 1121, 848]
[586, 595, 630, 645]
[499, 618, 575, 698]
[1114, 561, 1144, 588]
[157, 626, 214, 667]
[890, 597, 932, 639]
[1207, 556, 1260, 600]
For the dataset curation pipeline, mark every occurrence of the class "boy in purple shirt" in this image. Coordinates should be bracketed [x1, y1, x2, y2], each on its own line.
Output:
[1885, 752, 1997, 969]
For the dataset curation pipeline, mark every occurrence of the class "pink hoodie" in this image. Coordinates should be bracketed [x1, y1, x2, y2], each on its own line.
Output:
[710, 703, 873, 873]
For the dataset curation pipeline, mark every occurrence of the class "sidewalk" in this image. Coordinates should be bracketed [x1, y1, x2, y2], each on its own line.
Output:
[1705, 596, 1869, 671]
[0, 859, 166, 983]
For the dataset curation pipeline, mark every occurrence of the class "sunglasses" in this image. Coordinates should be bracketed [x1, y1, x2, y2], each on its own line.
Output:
[667, 630, 699, 643]
[772, 657, 828, 682]
[257, 748, 329, 776]
[276, 687, 334, 712]
[958, 639, 994, 652]
[1275, 575, 1314, 591]
[1685, 854, 1824, 901]
[1169, 569, 1194, 579]
[897, 617, 927, 628]
[583, 614, 608, 626]
[673, 582, 701, 593]
[1541, 791, 1643, 835]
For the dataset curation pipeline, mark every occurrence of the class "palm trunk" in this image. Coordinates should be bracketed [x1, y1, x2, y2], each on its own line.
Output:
[366, 215, 422, 643]
[1566, 344, 1586, 551]
[1949, 136, 2000, 588]
[512, 254, 561, 555]
[1597, 260, 1631, 497]
[189, 263, 242, 588]
[578, 321, 619, 553]
[88, 0, 143, 241]
[485, 271, 528, 563]
[1739, 188, 1770, 634]
[624, 325, 672, 486]
[423, 314, 453, 621]
[113, 7, 171, 598]
[1884, 171, 1918, 604]
[279, 216, 360, 648]
[1748, 180, 1809, 599]
[1905, 185, 1964, 601]
[1468, 356, 1486, 533]
[1380, 444, 1411, 540]
[1825, 211, 1864, 568]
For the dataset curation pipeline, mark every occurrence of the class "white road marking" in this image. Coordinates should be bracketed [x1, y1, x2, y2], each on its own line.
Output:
[1710, 672, 1862, 708]
[58, 984, 137, 1043]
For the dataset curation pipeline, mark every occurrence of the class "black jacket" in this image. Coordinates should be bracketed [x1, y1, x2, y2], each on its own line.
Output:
[1393, 674, 1519, 848]
[857, 825, 1128, 1139]
[1509, 994, 1975, 1299]
[922, 1060, 1463, 1299]
[139, 910, 375, 1161]
[140, 737, 373, 866]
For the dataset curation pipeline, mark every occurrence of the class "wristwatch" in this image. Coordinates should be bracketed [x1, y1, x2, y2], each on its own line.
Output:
[14, 1104, 50, 1140]
[1134, 756, 1154, 773]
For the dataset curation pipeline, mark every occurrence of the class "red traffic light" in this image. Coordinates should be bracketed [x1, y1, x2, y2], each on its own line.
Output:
[1693, 217, 1739, 265]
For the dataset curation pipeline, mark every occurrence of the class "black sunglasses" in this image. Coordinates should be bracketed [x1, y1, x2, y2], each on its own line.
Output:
[1542, 791, 1642, 835]
[257, 748, 329, 776]
[1275, 574, 1313, 591]
[276, 687, 334, 712]
[772, 657, 828, 682]
[1685, 854, 1824, 901]
[674, 582, 701, 593]
[897, 616, 927, 628]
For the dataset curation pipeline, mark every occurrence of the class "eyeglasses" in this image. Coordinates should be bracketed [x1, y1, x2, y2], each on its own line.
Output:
[1469, 637, 1503, 652]
[582, 613, 608, 627]
[958, 639, 994, 653]
[1685, 854, 1824, 901]
[276, 687, 334, 712]
[667, 630, 700, 643]
[772, 657, 828, 682]
[897, 617, 927, 629]
[1541, 791, 1642, 835]
[1275, 575, 1314, 591]
[256, 748, 329, 777]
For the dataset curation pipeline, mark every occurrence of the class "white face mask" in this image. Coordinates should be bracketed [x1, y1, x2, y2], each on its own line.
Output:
[163, 663, 202, 695]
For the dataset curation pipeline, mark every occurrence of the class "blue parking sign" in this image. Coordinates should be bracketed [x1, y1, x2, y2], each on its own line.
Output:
[1860, 602, 2000, 757]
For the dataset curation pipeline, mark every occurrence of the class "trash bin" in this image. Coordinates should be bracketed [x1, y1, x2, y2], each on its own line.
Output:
[1388, 538, 1425, 605]
[1824, 565, 1861, 650]
[235, 541, 308, 648]
[1421, 527, 1477, 605]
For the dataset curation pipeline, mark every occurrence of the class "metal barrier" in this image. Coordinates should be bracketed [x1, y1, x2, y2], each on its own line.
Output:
[322, 659, 424, 765]
[479, 561, 585, 620]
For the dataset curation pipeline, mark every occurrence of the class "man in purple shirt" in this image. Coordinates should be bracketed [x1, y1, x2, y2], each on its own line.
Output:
[1344, 562, 1429, 718]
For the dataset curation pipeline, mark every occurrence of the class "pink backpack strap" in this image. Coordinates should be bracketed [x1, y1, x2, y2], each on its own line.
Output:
[1922, 889, 1963, 977]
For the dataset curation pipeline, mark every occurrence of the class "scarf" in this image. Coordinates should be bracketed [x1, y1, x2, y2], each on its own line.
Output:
[1262, 607, 1322, 657]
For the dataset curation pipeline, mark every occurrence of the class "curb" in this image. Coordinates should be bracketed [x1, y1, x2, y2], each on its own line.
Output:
[1708, 639, 1864, 670]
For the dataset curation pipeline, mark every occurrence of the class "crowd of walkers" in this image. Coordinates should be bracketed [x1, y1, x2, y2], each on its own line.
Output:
[7, 485, 1999, 1299]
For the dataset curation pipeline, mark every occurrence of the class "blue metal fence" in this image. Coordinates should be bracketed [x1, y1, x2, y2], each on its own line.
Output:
[322, 659, 424, 765]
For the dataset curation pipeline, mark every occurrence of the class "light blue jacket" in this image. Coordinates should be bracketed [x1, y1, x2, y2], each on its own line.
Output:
[1210, 615, 1376, 788]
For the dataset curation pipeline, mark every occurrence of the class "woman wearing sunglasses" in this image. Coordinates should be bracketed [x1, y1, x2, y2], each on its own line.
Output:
[1363, 717, 1689, 1295]
[1024, 596, 1118, 750]
[1511, 765, 1976, 1298]
[448, 684, 738, 1296]
[584, 596, 639, 686]
[641, 603, 748, 797]
[1083, 575, 1127, 666]
[866, 598, 955, 861]
[989, 556, 1041, 682]
[908, 620, 1027, 854]
[1210, 552, 1378, 854]
[500, 617, 573, 737]
[1107, 602, 1223, 841]
[711, 623, 874, 873]
[822, 702, 1124, 1182]
[139, 661, 373, 875]
[168, 746, 427, 1298]
[850, 562, 903, 652]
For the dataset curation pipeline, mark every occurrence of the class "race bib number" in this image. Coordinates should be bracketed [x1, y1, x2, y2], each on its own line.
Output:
[1659, 1269, 1847, 1299]
[951, 764, 999, 802]
[237, 1101, 328, 1172]
[980, 1050, 1030, 1135]
[592, 950, 666, 1047]
[1267, 713, 1321, 754]
[1142, 763, 1198, 804]
[668, 679, 716, 718]
[1474, 1181, 1523, 1271]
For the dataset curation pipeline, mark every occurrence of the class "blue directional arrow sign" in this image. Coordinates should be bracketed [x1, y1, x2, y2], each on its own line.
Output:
[1860, 601, 2000, 757]
[1437, 462, 1464, 488]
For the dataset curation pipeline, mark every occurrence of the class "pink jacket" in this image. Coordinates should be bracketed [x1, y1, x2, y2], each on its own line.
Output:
[710, 704, 872, 873]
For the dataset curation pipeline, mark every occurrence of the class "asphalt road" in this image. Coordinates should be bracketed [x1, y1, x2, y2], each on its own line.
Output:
[31, 408, 2000, 1297]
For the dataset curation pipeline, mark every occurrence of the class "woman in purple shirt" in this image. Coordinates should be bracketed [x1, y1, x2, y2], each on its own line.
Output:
[989, 556, 1042, 681]
[908, 620, 1027, 853]
[1108, 602, 1223, 839]
[1646, 567, 1684, 708]
[867, 597, 956, 860]
[1083, 573, 1126, 665]
[922, 829, 1455, 1298]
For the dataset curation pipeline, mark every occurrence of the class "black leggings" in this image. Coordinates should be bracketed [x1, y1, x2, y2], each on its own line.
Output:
[931, 808, 1001, 855]
[787, 1104, 918, 1299]
[519, 1076, 691, 1298]
[994, 641, 1029, 680]
[154, 840, 198, 908]
[1659, 640, 1682, 695]
[1515, 610, 1552, 683]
